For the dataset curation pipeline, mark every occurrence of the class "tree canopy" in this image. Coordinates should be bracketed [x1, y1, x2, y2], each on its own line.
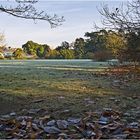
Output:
[22, 41, 51, 58]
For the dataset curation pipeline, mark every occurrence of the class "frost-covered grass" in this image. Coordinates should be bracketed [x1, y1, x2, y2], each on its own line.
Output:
[0, 59, 108, 68]
[0, 60, 139, 119]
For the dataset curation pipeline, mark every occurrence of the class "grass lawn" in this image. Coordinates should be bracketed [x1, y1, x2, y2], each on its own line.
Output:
[0, 60, 139, 120]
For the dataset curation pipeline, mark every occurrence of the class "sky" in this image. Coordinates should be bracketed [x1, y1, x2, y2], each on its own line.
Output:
[0, 0, 127, 48]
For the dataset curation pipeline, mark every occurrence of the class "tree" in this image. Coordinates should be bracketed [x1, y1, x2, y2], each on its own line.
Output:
[99, 1, 140, 32]
[22, 41, 37, 55]
[37, 46, 44, 58]
[0, 52, 4, 59]
[93, 51, 112, 61]
[105, 31, 127, 60]
[99, 0, 140, 63]
[73, 38, 85, 58]
[13, 48, 25, 59]
[45, 49, 60, 59]
[125, 32, 140, 63]
[83, 52, 94, 59]
[0, 33, 5, 47]
[85, 30, 108, 52]
[85, 30, 113, 60]
[22, 40, 51, 58]
[0, 33, 6, 57]
[59, 49, 75, 59]
[42, 44, 51, 58]
[0, 0, 64, 27]
[56, 41, 70, 51]
[55, 41, 75, 59]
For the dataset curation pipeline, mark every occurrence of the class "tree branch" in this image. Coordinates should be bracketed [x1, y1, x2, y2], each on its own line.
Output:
[0, 0, 65, 28]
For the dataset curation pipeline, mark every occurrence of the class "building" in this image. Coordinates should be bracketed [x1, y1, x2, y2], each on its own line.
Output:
[3, 51, 14, 58]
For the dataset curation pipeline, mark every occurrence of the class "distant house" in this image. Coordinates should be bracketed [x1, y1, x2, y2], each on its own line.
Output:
[3, 51, 14, 58]
[3, 47, 17, 58]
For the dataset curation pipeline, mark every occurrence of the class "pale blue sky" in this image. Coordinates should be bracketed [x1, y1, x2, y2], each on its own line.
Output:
[0, 1, 127, 48]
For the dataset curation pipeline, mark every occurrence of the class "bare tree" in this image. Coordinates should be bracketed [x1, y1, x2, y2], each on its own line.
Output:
[99, 0, 140, 33]
[0, 0, 65, 28]
[0, 33, 5, 47]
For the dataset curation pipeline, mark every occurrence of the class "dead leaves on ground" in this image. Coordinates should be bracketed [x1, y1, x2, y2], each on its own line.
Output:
[0, 108, 140, 139]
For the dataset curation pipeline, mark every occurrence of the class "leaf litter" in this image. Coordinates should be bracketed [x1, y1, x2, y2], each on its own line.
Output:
[0, 108, 140, 139]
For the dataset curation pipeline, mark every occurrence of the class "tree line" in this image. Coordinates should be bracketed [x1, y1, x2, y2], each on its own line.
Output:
[20, 30, 124, 60]
[1, 28, 136, 63]
[0, 28, 139, 63]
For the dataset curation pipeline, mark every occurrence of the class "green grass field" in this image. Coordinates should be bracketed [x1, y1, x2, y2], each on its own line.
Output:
[0, 60, 139, 119]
